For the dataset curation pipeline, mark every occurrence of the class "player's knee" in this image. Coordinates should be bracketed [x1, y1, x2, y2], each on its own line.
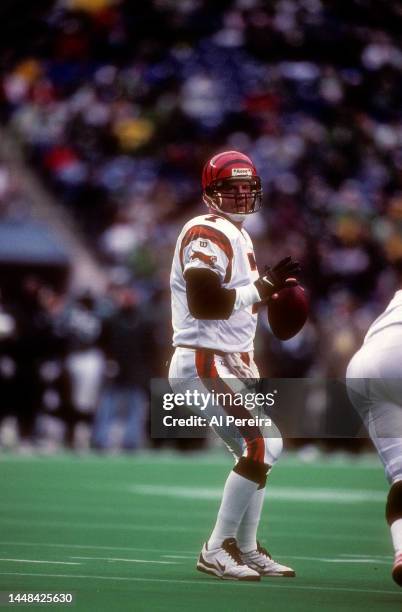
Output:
[386, 480, 402, 525]
[264, 435, 283, 466]
[233, 456, 269, 488]
[242, 434, 282, 467]
[234, 435, 282, 488]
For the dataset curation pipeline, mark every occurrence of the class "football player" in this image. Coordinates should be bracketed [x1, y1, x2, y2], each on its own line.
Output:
[347, 290, 402, 586]
[168, 150, 300, 581]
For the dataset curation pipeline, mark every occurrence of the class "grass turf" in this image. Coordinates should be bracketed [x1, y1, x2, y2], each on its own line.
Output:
[0, 451, 401, 611]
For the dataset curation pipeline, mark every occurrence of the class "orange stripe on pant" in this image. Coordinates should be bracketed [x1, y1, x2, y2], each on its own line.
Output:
[195, 349, 265, 464]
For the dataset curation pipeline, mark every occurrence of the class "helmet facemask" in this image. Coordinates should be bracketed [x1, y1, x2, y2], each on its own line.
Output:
[203, 177, 263, 223]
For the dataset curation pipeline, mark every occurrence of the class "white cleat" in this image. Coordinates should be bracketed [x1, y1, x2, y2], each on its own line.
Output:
[241, 542, 295, 577]
[197, 538, 261, 581]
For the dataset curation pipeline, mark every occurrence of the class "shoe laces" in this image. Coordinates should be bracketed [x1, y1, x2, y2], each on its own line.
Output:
[257, 541, 272, 559]
[243, 542, 272, 561]
[221, 538, 244, 566]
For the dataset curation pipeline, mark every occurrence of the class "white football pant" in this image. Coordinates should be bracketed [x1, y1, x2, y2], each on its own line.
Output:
[168, 347, 283, 466]
[346, 327, 402, 484]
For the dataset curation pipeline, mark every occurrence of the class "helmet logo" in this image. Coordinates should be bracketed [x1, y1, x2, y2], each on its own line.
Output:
[231, 168, 252, 177]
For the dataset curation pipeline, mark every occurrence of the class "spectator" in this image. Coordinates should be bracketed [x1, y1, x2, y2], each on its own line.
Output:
[91, 284, 156, 451]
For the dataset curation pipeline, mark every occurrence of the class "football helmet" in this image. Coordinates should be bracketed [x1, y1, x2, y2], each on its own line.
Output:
[202, 150, 263, 223]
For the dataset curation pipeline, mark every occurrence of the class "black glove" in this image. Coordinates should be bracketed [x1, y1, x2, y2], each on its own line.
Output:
[254, 256, 301, 302]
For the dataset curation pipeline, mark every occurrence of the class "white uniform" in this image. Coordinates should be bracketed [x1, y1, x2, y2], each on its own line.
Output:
[364, 290, 402, 343]
[170, 213, 259, 353]
[347, 290, 402, 483]
[169, 212, 283, 467]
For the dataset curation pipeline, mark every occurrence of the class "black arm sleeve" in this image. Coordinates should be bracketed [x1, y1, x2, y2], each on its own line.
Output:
[185, 268, 236, 320]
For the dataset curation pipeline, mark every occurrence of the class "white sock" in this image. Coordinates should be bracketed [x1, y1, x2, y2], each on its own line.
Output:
[391, 518, 402, 554]
[236, 487, 266, 553]
[208, 470, 258, 550]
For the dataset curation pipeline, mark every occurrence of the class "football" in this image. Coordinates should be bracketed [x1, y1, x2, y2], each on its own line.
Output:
[267, 284, 309, 340]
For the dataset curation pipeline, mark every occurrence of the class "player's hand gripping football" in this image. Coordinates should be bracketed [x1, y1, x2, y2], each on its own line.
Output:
[254, 256, 301, 302]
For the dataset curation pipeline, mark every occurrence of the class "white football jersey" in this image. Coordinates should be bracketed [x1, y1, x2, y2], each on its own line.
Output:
[364, 290, 402, 343]
[170, 213, 260, 353]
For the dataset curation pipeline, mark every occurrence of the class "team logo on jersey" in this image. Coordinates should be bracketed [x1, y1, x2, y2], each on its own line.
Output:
[191, 251, 217, 267]
[231, 168, 252, 177]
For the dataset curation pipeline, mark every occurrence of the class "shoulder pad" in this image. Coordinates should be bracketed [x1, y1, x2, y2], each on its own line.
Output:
[185, 214, 241, 241]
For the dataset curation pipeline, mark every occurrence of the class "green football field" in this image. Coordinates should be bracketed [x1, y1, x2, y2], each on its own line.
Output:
[0, 450, 401, 611]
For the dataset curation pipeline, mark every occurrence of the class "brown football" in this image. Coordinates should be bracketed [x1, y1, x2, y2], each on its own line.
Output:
[267, 285, 309, 340]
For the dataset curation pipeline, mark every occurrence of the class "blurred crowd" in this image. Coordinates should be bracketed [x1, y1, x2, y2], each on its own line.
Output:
[0, 0, 402, 449]
[0, 274, 164, 450]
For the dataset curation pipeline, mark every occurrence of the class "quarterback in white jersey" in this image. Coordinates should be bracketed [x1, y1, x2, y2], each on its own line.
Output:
[169, 150, 300, 581]
[347, 289, 402, 585]
[171, 212, 259, 353]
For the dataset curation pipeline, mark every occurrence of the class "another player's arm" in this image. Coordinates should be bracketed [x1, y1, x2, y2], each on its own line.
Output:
[186, 257, 301, 320]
